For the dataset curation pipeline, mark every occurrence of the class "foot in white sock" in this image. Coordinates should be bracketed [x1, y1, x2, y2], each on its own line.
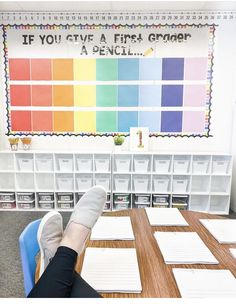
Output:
[60, 186, 106, 254]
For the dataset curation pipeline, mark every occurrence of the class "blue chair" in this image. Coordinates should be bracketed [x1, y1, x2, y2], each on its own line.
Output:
[19, 219, 41, 296]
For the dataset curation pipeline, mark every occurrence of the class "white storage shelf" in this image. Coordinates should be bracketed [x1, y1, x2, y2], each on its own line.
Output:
[0, 152, 232, 214]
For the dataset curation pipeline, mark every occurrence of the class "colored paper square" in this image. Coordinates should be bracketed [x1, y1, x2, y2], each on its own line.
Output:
[118, 59, 139, 80]
[96, 59, 118, 81]
[118, 86, 139, 107]
[184, 58, 208, 80]
[9, 59, 30, 80]
[183, 111, 205, 132]
[161, 111, 183, 132]
[162, 58, 184, 80]
[53, 112, 74, 132]
[10, 85, 31, 106]
[32, 85, 52, 106]
[139, 85, 161, 107]
[53, 86, 74, 107]
[184, 85, 206, 107]
[96, 111, 117, 132]
[161, 85, 183, 107]
[74, 112, 96, 132]
[139, 58, 162, 80]
[31, 59, 52, 80]
[96, 86, 117, 107]
[32, 111, 53, 131]
[11, 111, 32, 131]
[52, 59, 73, 80]
[139, 111, 161, 132]
[118, 111, 138, 132]
[74, 86, 96, 107]
[74, 59, 96, 80]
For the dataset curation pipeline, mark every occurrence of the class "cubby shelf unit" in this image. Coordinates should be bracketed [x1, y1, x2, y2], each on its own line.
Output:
[0, 151, 232, 214]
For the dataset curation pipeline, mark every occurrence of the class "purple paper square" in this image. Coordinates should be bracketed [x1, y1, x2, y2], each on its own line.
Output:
[184, 58, 208, 80]
[184, 85, 206, 107]
[161, 111, 183, 132]
[183, 111, 205, 132]
[162, 58, 184, 80]
[161, 85, 183, 107]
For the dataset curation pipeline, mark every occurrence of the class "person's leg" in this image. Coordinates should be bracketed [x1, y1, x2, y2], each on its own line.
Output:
[70, 273, 102, 298]
[28, 186, 106, 298]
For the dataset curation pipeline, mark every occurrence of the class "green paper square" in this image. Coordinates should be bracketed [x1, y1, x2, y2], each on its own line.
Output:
[96, 111, 117, 132]
[96, 59, 118, 81]
[96, 86, 117, 107]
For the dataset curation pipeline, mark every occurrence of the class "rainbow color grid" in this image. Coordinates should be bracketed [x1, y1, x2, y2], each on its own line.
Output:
[7, 57, 211, 136]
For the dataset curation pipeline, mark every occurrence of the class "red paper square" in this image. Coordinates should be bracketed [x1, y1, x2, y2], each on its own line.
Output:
[9, 59, 30, 80]
[10, 85, 31, 106]
[11, 111, 32, 131]
[32, 111, 53, 131]
[31, 59, 52, 80]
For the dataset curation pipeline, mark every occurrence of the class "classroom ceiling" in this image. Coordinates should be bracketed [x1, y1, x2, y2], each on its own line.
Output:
[0, 1, 236, 12]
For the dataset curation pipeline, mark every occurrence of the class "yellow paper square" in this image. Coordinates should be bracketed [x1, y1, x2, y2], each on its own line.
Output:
[74, 111, 96, 132]
[74, 59, 96, 81]
[74, 85, 96, 107]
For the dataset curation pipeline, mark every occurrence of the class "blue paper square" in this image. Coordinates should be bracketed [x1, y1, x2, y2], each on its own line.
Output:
[118, 59, 139, 80]
[139, 85, 162, 107]
[118, 111, 138, 132]
[139, 111, 161, 132]
[161, 85, 183, 107]
[162, 58, 184, 80]
[161, 111, 183, 132]
[139, 58, 162, 80]
[118, 85, 139, 107]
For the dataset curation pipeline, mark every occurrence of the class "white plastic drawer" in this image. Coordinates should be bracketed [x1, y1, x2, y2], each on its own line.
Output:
[192, 160, 209, 174]
[153, 177, 170, 192]
[212, 160, 229, 174]
[114, 176, 129, 192]
[58, 158, 73, 172]
[77, 176, 93, 191]
[0, 192, 15, 201]
[115, 159, 131, 172]
[77, 158, 92, 172]
[94, 175, 110, 191]
[95, 159, 110, 172]
[57, 177, 73, 191]
[172, 178, 189, 193]
[173, 159, 189, 173]
[36, 158, 53, 171]
[133, 176, 149, 192]
[134, 159, 149, 172]
[18, 158, 33, 171]
[154, 159, 171, 173]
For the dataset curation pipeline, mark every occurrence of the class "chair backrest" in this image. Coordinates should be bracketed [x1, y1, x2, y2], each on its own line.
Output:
[19, 219, 41, 296]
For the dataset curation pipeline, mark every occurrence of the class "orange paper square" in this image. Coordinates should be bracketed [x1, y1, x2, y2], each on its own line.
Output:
[10, 85, 31, 106]
[53, 111, 74, 132]
[53, 85, 74, 107]
[32, 85, 52, 106]
[9, 59, 30, 80]
[31, 59, 52, 80]
[11, 111, 32, 131]
[52, 59, 73, 80]
[32, 111, 53, 131]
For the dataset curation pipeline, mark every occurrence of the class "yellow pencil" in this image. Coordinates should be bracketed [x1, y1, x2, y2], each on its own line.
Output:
[143, 47, 154, 56]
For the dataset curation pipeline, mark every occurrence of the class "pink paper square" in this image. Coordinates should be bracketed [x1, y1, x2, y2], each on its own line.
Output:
[184, 85, 206, 106]
[183, 111, 205, 132]
[184, 58, 208, 80]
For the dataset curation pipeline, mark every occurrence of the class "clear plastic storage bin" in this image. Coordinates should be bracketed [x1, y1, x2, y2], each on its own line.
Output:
[17, 157, 34, 171]
[0, 192, 15, 201]
[172, 176, 189, 193]
[114, 175, 130, 192]
[38, 192, 54, 201]
[36, 158, 53, 172]
[58, 158, 73, 172]
[153, 176, 170, 192]
[154, 156, 171, 173]
[134, 158, 149, 172]
[192, 156, 210, 174]
[76, 158, 93, 172]
[94, 174, 110, 191]
[212, 156, 230, 174]
[57, 192, 74, 201]
[18, 200, 35, 209]
[76, 175, 93, 191]
[133, 175, 149, 192]
[173, 156, 190, 173]
[115, 158, 131, 172]
[17, 192, 34, 201]
[172, 195, 189, 210]
[0, 201, 16, 209]
[152, 194, 170, 208]
[94, 158, 110, 172]
[38, 201, 54, 209]
[57, 175, 73, 191]
[57, 200, 74, 209]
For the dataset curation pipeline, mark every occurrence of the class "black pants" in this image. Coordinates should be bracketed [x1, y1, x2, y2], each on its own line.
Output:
[28, 246, 102, 298]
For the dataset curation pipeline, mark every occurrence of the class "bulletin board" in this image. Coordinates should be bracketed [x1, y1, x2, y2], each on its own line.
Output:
[2, 23, 215, 137]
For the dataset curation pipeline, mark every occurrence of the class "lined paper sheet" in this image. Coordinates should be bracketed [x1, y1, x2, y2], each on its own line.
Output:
[90, 216, 135, 240]
[81, 248, 142, 293]
[230, 248, 236, 258]
[173, 268, 236, 298]
[200, 219, 236, 244]
[154, 232, 218, 264]
[145, 208, 189, 226]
